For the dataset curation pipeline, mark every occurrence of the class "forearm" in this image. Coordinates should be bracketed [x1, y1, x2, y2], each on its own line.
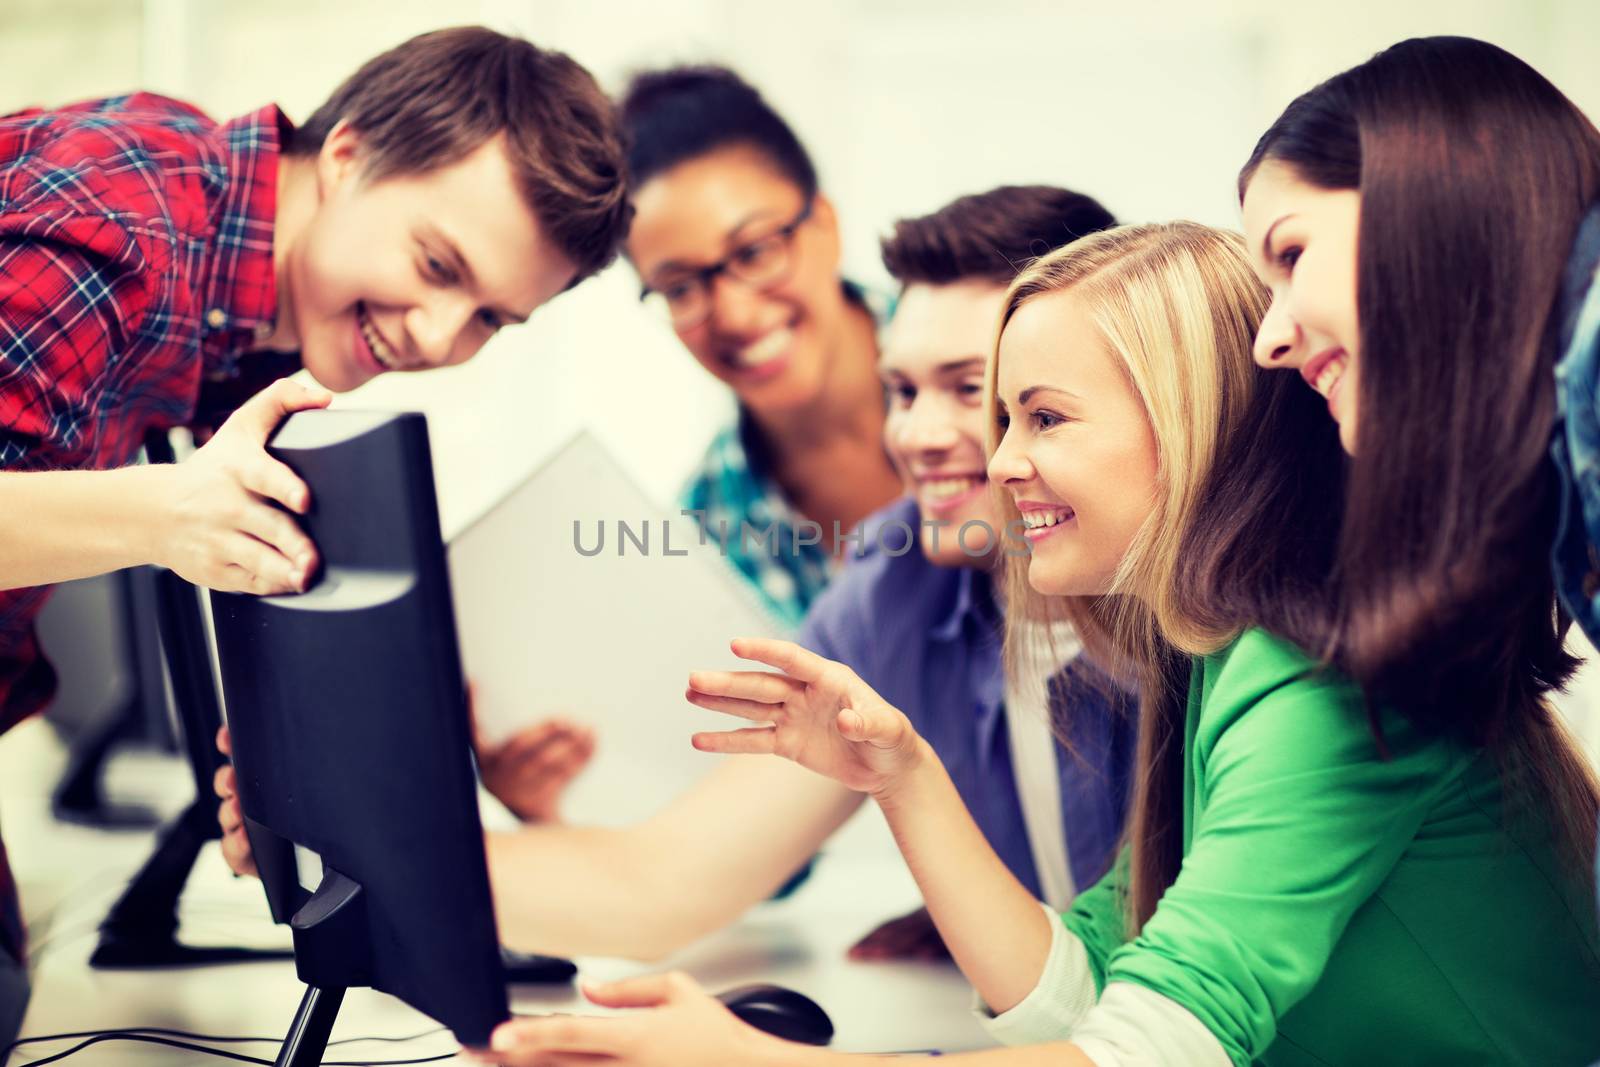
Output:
[488, 822, 691, 960]
[489, 758, 861, 961]
[0, 466, 164, 589]
[764, 1041, 1096, 1066]
[874, 741, 1056, 1013]
[488, 820, 805, 961]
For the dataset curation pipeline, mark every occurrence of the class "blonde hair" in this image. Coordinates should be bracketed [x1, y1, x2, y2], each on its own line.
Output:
[988, 222, 1268, 674]
[984, 223, 1270, 925]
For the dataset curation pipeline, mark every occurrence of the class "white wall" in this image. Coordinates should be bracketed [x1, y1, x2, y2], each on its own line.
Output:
[7, 0, 1598, 522]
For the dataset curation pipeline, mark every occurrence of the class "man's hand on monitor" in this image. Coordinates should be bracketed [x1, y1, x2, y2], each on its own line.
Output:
[214, 725, 258, 878]
[469, 686, 596, 823]
[155, 377, 331, 596]
[847, 905, 952, 962]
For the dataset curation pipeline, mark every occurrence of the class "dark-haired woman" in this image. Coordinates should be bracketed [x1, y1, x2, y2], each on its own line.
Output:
[1236, 32, 1600, 943]
[619, 65, 902, 625]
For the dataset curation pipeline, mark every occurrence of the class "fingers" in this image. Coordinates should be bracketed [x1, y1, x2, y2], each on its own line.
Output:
[214, 773, 258, 879]
[484, 1014, 638, 1060]
[495, 720, 568, 759]
[218, 794, 243, 835]
[691, 726, 778, 756]
[487, 720, 593, 769]
[464, 1052, 602, 1067]
[236, 454, 313, 517]
[505, 734, 592, 786]
[686, 669, 798, 704]
[477, 719, 596, 824]
[728, 637, 829, 683]
[532, 731, 595, 778]
[847, 908, 946, 961]
[848, 925, 898, 960]
[580, 971, 695, 1009]
[216, 725, 232, 757]
[221, 534, 301, 595]
[684, 689, 781, 723]
[224, 377, 332, 446]
[219, 823, 258, 878]
[233, 498, 315, 578]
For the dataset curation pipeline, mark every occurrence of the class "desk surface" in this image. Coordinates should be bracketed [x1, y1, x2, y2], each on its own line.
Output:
[3, 718, 997, 1065]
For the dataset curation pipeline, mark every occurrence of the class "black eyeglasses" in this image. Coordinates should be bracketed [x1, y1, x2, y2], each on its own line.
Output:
[639, 200, 814, 329]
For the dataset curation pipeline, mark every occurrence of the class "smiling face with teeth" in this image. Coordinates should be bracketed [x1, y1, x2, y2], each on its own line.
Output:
[987, 289, 1159, 597]
[626, 145, 854, 416]
[272, 125, 577, 393]
[1242, 161, 1363, 454]
[880, 280, 1009, 566]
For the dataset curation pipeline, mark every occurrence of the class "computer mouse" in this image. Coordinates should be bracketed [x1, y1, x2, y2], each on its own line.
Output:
[715, 983, 834, 1046]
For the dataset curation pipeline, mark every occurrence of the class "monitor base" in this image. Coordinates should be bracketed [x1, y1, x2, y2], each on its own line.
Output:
[90, 796, 292, 970]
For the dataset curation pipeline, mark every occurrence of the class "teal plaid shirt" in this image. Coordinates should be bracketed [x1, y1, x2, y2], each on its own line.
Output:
[677, 281, 891, 627]
[680, 414, 833, 628]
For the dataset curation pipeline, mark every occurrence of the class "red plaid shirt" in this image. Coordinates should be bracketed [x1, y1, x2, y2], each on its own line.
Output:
[0, 94, 292, 962]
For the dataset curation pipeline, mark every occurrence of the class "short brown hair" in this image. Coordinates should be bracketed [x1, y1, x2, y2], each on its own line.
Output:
[290, 26, 631, 283]
[880, 185, 1117, 287]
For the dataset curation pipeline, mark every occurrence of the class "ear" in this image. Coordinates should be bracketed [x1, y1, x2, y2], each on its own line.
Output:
[811, 191, 841, 241]
[315, 119, 366, 199]
[809, 191, 843, 266]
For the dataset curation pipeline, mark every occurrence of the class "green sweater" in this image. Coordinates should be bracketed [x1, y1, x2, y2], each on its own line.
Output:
[1063, 628, 1600, 1066]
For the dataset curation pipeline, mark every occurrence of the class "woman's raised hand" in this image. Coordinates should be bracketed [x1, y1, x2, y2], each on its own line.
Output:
[686, 637, 927, 799]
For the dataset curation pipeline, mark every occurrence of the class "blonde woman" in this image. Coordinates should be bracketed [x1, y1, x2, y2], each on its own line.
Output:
[475, 224, 1600, 1065]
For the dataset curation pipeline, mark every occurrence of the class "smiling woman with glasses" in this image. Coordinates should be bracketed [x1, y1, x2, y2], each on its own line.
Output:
[640, 199, 813, 329]
[620, 65, 903, 627]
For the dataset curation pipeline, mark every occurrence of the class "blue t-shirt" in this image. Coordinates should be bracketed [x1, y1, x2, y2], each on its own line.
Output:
[797, 497, 1135, 896]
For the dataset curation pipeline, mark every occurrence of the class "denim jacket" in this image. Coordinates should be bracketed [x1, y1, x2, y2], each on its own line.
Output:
[1548, 205, 1600, 932]
[1551, 203, 1600, 650]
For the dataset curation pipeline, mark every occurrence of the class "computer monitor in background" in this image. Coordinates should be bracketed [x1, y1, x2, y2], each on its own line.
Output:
[209, 410, 506, 1064]
[90, 430, 292, 970]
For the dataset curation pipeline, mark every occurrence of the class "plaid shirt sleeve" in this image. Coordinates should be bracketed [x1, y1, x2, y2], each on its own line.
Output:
[0, 222, 150, 733]
[0, 225, 149, 465]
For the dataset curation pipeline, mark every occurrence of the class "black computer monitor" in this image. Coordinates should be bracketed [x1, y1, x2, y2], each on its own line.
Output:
[209, 410, 506, 1064]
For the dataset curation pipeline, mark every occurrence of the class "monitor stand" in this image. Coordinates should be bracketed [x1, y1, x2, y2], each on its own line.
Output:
[272, 867, 368, 1067]
[91, 539, 293, 967]
[275, 984, 345, 1067]
[90, 795, 291, 968]
[50, 694, 159, 829]
[51, 567, 171, 830]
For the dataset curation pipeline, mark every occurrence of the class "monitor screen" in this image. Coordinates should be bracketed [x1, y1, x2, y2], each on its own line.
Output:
[210, 409, 507, 1046]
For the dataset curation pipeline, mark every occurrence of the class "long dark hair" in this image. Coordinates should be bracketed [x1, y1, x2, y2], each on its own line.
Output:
[1173, 36, 1600, 919]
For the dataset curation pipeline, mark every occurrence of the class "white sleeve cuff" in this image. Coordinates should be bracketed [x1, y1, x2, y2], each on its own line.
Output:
[1072, 982, 1232, 1067]
[972, 901, 1098, 1045]
[968, 902, 1232, 1065]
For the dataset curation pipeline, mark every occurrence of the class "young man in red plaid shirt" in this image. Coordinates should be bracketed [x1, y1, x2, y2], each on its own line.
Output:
[0, 26, 630, 1040]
